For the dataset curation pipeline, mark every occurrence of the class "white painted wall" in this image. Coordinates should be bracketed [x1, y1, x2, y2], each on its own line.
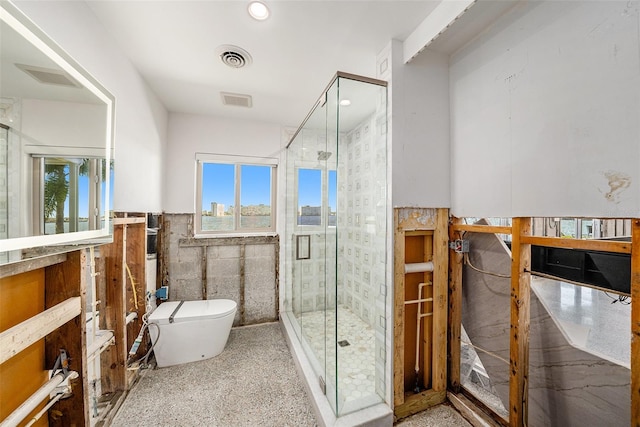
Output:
[21, 99, 106, 155]
[15, 0, 168, 213]
[450, 0, 640, 218]
[164, 113, 283, 214]
[389, 40, 451, 208]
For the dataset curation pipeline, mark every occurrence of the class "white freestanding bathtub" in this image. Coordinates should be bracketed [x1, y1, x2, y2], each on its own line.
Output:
[148, 299, 237, 368]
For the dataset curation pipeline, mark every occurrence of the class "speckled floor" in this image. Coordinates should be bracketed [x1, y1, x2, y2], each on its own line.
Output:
[395, 404, 471, 427]
[111, 320, 470, 427]
[111, 322, 317, 427]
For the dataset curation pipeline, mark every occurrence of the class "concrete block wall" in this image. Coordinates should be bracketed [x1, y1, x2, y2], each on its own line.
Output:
[161, 213, 278, 326]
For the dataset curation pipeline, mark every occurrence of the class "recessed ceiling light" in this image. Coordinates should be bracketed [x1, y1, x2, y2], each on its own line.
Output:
[248, 1, 270, 21]
[339, 99, 351, 106]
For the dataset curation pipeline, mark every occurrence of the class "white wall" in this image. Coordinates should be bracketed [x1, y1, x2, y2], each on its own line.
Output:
[164, 113, 283, 214]
[21, 99, 106, 156]
[15, 0, 168, 213]
[450, 0, 640, 218]
[386, 39, 451, 208]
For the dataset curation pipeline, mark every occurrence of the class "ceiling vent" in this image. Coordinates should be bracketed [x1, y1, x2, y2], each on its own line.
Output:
[15, 63, 82, 88]
[221, 92, 253, 108]
[216, 45, 252, 69]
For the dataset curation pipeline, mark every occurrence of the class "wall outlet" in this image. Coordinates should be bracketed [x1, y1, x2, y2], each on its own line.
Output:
[156, 286, 169, 300]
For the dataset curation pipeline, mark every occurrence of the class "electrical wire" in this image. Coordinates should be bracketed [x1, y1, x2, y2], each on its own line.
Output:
[464, 253, 511, 279]
[126, 291, 160, 368]
[125, 264, 139, 310]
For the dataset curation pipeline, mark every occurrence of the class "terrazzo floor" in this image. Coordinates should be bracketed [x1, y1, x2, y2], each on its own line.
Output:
[297, 306, 377, 406]
[111, 321, 471, 427]
[111, 322, 317, 427]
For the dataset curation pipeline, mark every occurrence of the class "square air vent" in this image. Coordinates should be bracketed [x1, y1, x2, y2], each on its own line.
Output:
[221, 92, 252, 108]
[15, 63, 82, 88]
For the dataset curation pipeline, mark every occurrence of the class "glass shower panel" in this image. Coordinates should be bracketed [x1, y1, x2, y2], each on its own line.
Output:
[286, 92, 331, 406]
[334, 76, 387, 415]
[285, 73, 388, 419]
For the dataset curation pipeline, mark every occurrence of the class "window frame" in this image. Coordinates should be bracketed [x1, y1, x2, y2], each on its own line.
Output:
[195, 153, 277, 236]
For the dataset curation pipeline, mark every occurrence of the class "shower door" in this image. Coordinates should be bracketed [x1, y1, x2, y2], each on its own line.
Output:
[285, 78, 340, 411]
[285, 73, 388, 417]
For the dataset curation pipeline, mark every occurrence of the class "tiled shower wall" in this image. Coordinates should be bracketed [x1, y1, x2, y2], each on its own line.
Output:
[338, 111, 387, 330]
[160, 213, 278, 326]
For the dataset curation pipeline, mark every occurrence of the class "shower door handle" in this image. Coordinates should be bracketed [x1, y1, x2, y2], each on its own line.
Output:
[296, 234, 311, 260]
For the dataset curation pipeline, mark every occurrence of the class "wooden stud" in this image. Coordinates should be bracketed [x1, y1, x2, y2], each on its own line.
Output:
[393, 209, 406, 407]
[44, 250, 89, 427]
[394, 389, 446, 420]
[0, 253, 66, 279]
[631, 219, 640, 426]
[124, 222, 146, 388]
[100, 224, 126, 393]
[432, 208, 449, 392]
[509, 218, 531, 427]
[520, 235, 631, 254]
[447, 392, 505, 427]
[0, 297, 81, 364]
[396, 208, 438, 231]
[420, 232, 433, 390]
[451, 224, 513, 235]
[448, 217, 464, 393]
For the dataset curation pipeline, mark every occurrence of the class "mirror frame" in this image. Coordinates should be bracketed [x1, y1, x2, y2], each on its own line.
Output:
[0, 1, 115, 254]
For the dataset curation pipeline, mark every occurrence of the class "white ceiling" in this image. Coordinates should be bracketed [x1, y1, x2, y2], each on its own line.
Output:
[86, 1, 443, 128]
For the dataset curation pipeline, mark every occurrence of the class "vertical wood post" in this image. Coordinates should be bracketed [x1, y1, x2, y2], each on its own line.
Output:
[448, 216, 463, 392]
[432, 208, 449, 392]
[631, 219, 640, 427]
[393, 209, 405, 406]
[45, 250, 89, 427]
[100, 224, 125, 393]
[509, 218, 531, 427]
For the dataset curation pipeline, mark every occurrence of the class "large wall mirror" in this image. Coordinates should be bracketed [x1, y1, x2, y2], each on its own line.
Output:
[0, 2, 114, 264]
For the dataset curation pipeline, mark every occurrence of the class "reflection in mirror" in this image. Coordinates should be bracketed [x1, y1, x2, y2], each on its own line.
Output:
[0, 2, 114, 264]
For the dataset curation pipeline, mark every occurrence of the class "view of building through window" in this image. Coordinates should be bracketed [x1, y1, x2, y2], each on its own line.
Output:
[297, 168, 336, 226]
[200, 161, 274, 232]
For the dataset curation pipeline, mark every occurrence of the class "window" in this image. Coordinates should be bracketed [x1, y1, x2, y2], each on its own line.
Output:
[296, 167, 336, 228]
[196, 154, 277, 234]
[33, 156, 108, 235]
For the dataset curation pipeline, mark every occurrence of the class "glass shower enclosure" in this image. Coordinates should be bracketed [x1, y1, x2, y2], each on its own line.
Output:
[284, 72, 388, 416]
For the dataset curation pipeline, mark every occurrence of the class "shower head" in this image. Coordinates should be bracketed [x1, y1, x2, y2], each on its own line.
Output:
[317, 151, 332, 161]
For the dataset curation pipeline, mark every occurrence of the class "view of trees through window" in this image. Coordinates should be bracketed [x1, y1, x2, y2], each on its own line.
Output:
[43, 157, 110, 235]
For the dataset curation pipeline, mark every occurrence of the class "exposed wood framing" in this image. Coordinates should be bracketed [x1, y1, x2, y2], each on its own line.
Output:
[44, 250, 89, 427]
[448, 392, 503, 427]
[521, 235, 631, 254]
[396, 208, 439, 230]
[393, 209, 406, 407]
[448, 217, 464, 393]
[631, 219, 640, 426]
[432, 208, 449, 392]
[0, 297, 81, 364]
[100, 224, 126, 393]
[394, 389, 446, 420]
[100, 216, 147, 392]
[393, 208, 448, 418]
[509, 218, 531, 427]
[451, 224, 513, 235]
[0, 253, 66, 279]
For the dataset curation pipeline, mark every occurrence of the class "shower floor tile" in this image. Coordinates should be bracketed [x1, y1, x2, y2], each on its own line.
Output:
[297, 306, 377, 406]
